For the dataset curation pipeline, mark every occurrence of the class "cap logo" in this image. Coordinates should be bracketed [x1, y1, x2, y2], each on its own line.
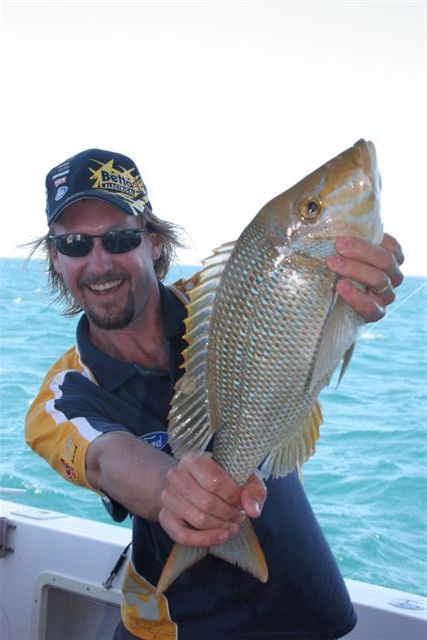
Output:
[89, 158, 148, 203]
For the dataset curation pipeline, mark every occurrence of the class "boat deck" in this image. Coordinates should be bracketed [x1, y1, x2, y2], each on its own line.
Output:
[1, 499, 425, 639]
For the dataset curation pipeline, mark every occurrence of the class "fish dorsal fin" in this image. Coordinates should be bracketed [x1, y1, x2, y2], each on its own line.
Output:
[167, 241, 236, 458]
[168, 283, 191, 305]
[260, 401, 323, 478]
[306, 292, 362, 393]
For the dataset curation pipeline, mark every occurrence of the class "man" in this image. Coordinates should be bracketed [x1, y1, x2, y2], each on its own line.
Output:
[26, 148, 404, 640]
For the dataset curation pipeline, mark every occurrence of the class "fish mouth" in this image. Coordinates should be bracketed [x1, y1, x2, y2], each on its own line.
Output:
[353, 139, 381, 197]
[355, 138, 375, 168]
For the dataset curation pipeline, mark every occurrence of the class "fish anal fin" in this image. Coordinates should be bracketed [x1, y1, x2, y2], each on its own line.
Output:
[260, 401, 323, 478]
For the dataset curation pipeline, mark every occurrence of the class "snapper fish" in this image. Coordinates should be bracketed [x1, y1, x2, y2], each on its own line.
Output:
[157, 139, 383, 593]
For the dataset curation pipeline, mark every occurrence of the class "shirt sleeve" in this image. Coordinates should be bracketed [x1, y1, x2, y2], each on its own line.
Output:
[25, 348, 128, 491]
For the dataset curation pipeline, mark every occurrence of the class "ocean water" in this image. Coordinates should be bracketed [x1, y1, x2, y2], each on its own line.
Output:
[0, 257, 425, 597]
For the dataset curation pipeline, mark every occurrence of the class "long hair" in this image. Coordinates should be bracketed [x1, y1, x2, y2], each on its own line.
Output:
[26, 205, 187, 316]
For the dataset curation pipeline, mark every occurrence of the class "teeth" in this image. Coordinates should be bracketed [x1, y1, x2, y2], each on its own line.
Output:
[88, 280, 122, 292]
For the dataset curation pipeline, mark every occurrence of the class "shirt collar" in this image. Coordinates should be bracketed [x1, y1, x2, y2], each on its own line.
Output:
[76, 281, 187, 391]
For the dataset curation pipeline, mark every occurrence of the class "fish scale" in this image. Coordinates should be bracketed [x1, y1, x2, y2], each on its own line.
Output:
[157, 139, 383, 593]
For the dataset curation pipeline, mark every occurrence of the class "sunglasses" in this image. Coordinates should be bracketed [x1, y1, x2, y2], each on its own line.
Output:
[48, 228, 146, 257]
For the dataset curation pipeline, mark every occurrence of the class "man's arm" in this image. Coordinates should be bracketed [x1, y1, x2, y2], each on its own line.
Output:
[85, 431, 175, 521]
[25, 352, 266, 548]
[85, 433, 266, 547]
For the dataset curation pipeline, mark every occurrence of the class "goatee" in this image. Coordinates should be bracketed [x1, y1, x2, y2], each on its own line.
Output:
[85, 292, 136, 330]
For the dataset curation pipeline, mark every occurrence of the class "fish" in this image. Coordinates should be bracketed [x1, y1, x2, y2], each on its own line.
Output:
[157, 139, 383, 593]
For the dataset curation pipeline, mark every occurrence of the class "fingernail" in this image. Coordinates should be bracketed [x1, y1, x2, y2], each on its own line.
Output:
[375, 303, 385, 318]
[252, 500, 261, 516]
[327, 255, 344, 270]
[335, 237, 353, 252]
[336, 279, 352, 294]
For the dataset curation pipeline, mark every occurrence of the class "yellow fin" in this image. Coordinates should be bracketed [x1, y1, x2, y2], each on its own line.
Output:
[170, 270, 202, 302]
[157, 544, 208, 594]
[157, 519, 268, 594]
[168, 283, 191, 305]
[167, 242, 235, 458]
[260, 402, 323, 478]
[209, 518, 268, 582]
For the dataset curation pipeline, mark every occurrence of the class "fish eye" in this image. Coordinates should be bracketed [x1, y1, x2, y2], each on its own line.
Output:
[298, 197, 323, 221]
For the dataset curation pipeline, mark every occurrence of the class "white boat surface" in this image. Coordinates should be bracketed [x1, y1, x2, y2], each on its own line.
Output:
[0, 499, 425, 640]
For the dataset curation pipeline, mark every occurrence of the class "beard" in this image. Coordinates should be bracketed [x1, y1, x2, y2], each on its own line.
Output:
[79, 271, 136, 330]
[84, 290, 136, 330]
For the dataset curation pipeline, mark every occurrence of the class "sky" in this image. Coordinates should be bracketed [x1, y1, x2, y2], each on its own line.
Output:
[1, 0, 426, 275]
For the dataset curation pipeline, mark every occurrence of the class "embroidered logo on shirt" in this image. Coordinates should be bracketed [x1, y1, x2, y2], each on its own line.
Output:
[140, 431, 168, 450]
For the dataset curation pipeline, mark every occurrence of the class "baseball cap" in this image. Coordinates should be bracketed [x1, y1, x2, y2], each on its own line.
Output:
[45, 148, 152, 226]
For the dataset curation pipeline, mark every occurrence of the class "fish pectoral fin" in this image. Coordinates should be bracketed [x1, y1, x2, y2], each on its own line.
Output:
[337, 342, 356, 387]
[306, 292, 362, 393]
[157, 544, 208, 594]
[260, 402, 323, 478]
[168, 242, 236, 456]
[209, 518, 268, 583]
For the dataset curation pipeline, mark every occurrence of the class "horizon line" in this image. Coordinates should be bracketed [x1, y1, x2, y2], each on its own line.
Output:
[1, 254, 425, 279]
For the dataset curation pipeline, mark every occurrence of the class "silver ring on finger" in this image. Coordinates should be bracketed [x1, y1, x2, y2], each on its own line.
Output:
[372, 276, 391, 296]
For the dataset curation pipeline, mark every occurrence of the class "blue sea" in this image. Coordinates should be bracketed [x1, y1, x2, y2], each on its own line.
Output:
[0, 258, 425, 597]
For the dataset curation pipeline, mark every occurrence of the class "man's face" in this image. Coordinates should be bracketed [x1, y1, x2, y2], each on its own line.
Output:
[50, 199, 161, 330]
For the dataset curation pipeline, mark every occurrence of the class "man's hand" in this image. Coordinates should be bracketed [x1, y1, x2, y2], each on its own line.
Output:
[87, 434, 267, 547]
[159, 452, 267, 548]
[326, 233, 404, 323]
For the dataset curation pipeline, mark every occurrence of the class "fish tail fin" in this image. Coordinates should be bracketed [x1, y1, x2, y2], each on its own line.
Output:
[209, 518, 268, 582]
[156, 519, 268, 594]
[156, 544, 208, 594]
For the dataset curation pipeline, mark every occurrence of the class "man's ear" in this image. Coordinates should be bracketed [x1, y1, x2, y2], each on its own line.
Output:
[150, 234, 162, 261]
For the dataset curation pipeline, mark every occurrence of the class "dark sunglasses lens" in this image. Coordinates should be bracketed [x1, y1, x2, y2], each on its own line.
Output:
[55, 234, 93, 257]
[102, 230, 142, 254]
